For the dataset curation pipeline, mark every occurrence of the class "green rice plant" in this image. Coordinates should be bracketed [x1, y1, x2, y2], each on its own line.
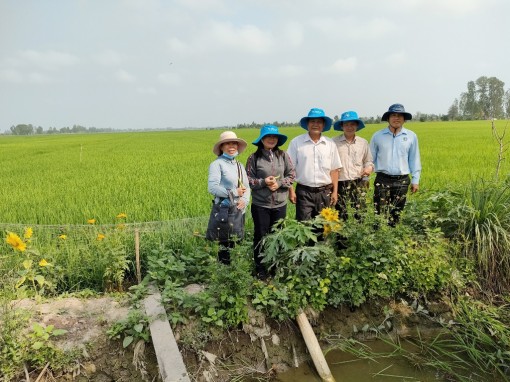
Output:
[460, 179, 510, 293]
[423, 177, 510, 294]
[0, 121, 508, 225]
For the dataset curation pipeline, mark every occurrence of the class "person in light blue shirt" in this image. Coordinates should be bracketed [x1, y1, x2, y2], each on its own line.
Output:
[207, 131, 250, 264]
[369, 103, 421, 226]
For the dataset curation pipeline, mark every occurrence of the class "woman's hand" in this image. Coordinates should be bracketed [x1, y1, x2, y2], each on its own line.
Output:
[265, 176, 279, 191]
[236, 199, 246, 210]
[237, 186, 247, 196]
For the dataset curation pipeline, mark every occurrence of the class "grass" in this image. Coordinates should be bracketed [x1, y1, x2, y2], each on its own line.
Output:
[0, 120, 508, 225]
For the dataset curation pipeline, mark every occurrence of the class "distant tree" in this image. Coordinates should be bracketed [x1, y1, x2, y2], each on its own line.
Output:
[505, 89, 510, 118]
[487, 77, 505, 119]
[455, 76, 506, 120]
[448, 98, 460, 120]
[10, 124, 34, 135]
[36, 126, 44, 134]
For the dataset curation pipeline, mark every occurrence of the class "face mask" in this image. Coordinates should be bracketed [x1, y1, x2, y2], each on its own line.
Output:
[222, 152, 238, 160]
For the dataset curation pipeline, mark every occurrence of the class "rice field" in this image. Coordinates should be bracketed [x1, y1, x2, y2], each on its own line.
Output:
[0, 120, 508, 226]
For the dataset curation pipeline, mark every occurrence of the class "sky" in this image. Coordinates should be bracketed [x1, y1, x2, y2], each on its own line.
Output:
[1, 0, 509, 130]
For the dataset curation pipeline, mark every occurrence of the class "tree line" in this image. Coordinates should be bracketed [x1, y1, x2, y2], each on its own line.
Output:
[7, 124, 117, 135]
[5, 76, 509, 135]
[448, 76, 510, 120]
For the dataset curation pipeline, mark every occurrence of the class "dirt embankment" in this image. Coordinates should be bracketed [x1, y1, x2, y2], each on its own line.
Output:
[13, 295, 452, 381]
[13, 296, 160, 381]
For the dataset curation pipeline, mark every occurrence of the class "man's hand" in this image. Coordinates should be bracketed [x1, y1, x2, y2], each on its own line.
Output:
[411, 184, 419, 193]
[289, 188, 296, 204]
[330, 191, 338, 206]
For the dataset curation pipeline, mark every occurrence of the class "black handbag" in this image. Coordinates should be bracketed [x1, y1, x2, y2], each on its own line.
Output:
[205, 196, 245, 242]
[205, 162, 245, 242]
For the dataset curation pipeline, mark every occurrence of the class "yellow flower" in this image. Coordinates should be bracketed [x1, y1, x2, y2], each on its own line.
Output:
[320, 207, 339, 222]
[6, 232, 27, 252]
[24, 227, 33, 239]
[87, 219, 96, 224]
[39, 259, 48, 267]
[116, 224, 126, 230]
[97, 233, 105, 241]
[58, 234, 67, 240]
[331, 223, 342, 233]
[323, 225, 332, 236]
[116, 213, 127, 219]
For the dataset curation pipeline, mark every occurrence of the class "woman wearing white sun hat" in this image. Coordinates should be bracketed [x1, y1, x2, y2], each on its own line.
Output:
[207, 131, 251, 264]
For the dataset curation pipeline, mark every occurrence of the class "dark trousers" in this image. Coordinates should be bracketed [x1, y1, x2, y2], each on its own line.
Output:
[295, 184, 332, 222]
[336, 179, 365, 221]
[251, 204, 287, 275]
[373, 173, 410, 226]
[218, 241, 235, 265]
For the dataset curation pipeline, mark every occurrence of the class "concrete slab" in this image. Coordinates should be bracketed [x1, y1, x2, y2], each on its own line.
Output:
[144, 285, 191, 382]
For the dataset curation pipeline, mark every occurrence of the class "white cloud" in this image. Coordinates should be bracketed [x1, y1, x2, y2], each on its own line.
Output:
[114, 69, 136, 83]
[137, 87, 158, 94]
[174, 0, 227, 12]
[278, 65, 306, 77]
[0, 69, 23, 83]
[18, 50, 79, 70]
[157, 72, 181, 85]
[309, 17, 396, 40]
[200, 22, 274, 54]
[384, 52, 407, 67]
[167, 37, 191, 55]
[0, 69, 52, 84]
[27, 72, 52, 84]
[389, 0, 483, 15]
[94, 50, 123, 66]
[325, 57, 358, 73]
[281, 22, 304, 47]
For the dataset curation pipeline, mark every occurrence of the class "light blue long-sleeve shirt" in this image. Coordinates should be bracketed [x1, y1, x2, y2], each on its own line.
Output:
[369, 126, 422, 184]
[208, 156, 250, 213]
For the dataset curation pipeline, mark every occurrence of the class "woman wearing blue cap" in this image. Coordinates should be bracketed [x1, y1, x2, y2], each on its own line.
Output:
[332, 111, 374, 221]
[246, 125, 295, 279]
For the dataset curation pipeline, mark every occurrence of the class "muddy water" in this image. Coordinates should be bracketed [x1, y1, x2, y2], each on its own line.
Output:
[276, 340, 445, 382]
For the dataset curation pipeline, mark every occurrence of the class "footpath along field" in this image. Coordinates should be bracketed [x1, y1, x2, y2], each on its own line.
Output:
[0, 120, 506, 225]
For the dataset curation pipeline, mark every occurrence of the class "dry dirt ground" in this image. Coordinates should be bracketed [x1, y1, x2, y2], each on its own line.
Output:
[13, 296, 160, 382]
[12, 294, 452, 382]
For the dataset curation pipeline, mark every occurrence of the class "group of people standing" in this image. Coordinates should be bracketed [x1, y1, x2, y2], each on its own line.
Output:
[207, 103, 421, 279]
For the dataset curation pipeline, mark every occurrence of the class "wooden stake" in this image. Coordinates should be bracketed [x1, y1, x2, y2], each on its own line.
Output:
[135, 229, 141, 284]
[295, 310, 336, 382]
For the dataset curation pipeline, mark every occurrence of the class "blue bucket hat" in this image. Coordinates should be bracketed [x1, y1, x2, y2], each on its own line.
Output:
[252, 124, 288, 147]
[333, 110, 365, 131]
[381, 103, 412, 122]
[299, 108, 333, 132]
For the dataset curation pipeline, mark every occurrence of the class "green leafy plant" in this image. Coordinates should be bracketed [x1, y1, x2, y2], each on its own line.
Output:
[255, 206, 455, 318]
[426, 179, 510, 293]
[27, 322, 68, 366]
[107, 309, 150, 348]
[4, 228, 57, 298]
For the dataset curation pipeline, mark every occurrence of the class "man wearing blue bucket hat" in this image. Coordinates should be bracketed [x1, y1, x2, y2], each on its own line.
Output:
[332, 110, 374, 221]
[370, 103, 421, 226]
[288, 108, 342, 221]
[246, 124, 295, 279]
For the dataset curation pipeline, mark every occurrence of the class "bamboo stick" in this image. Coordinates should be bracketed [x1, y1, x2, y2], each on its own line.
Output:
[135, 229, 141, 284]
[295, 310, 336, 382]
